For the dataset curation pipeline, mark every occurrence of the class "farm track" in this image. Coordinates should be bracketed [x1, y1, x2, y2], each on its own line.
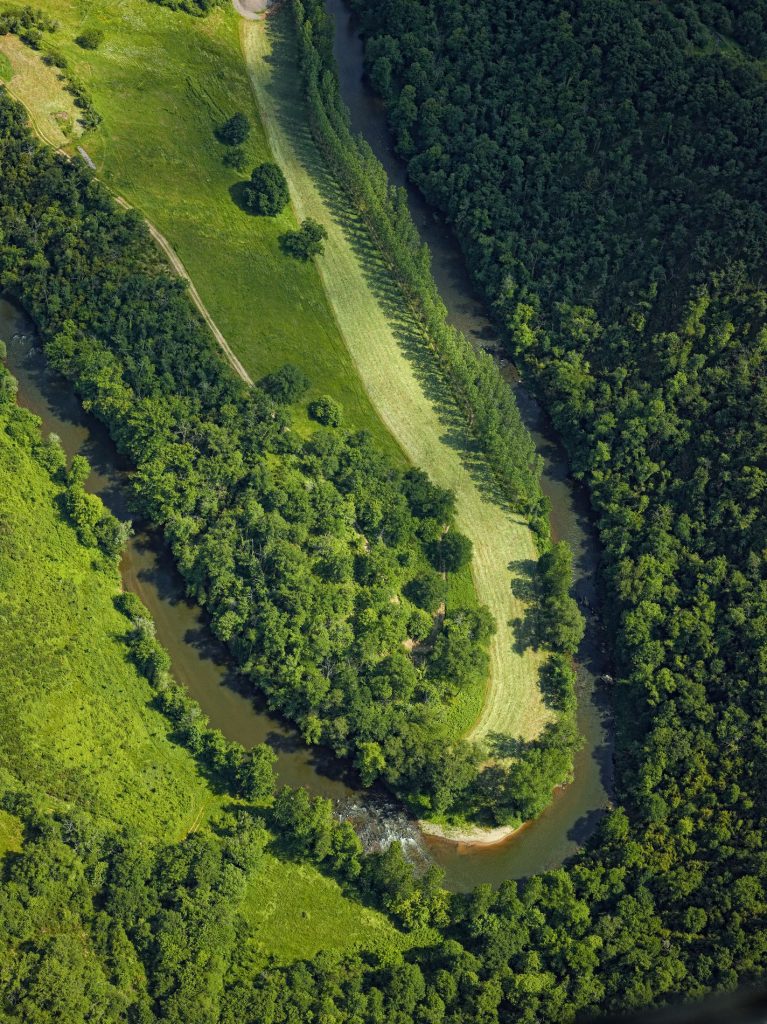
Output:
[240, 15, 551, 746]
[114, 195, 255, 386]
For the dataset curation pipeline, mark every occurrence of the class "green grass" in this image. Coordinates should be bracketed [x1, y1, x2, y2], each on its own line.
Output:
[28, 0, 403, 459]
[0, 407, 219, 840]
[0, 51, 13, 82]
[240, 854, 420, 962]
[0, 35, 81, 146]
[242, 14, 550, 746]
[0, 809, 22, 857]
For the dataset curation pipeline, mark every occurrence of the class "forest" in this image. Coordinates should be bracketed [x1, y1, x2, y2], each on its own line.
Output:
[3, 0, 767, 1017]
[0, 82, 574, 825]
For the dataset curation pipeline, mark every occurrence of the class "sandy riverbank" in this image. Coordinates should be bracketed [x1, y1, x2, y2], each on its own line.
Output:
[419, 820, 520, 849]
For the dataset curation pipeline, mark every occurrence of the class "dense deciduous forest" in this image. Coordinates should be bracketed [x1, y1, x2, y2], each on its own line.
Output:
[343, 0, 767, 1008]
[0, 88, 551, 824]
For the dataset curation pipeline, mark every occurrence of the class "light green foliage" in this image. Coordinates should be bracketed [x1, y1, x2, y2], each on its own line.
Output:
[0, 402, 215, 838]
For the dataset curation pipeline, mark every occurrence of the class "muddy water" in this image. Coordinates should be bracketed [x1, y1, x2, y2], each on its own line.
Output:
[325, 0, 614, 888]
[0, 298, 357, 804]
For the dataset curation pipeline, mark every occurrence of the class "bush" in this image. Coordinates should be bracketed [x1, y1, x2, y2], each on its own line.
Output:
[279, 218, 328, 260]
[259, 363, 310, 404]
[75, 28, 103, 50]
[217, 111, 250, 146]
[223, 146, 247, 171]
[308, 394, 342, 426]
[244, 162, 289, 216]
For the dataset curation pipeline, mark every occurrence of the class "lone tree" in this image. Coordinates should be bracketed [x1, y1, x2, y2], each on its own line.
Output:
[308, 395, 342, 427]
[244, 162, 289, 217]
[259, 364, 310, 404]
[280, 218, 328, 261]
[218, 111, 250, 146]
[75, 28, 104, 49]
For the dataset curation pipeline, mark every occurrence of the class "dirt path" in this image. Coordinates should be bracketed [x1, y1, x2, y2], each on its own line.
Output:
[113, 196, 254, 387]
[240, 17, 550, 747]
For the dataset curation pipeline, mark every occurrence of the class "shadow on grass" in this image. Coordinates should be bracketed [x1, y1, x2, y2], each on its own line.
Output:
[259, 12, 522, 516]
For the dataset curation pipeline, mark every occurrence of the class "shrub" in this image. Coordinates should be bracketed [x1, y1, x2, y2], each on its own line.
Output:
[75, 28, 103, 50]
[218, 111, 250, 146]
[259, 363, 310, 404]
[280, 218, 328, 260]
[223, 145, 247, 171]
[308, 394, 342, 426]
[244, 162, 289, 216]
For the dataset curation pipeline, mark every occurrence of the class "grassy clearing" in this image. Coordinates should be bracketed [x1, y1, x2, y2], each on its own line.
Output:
[0, 407, 217, 840]
[27, 0, 402, 457]
[0, 809, 22, 858]
[0, 34, 81, 147]
[240, 854, 417, 962]
[241, 14, 550, 745]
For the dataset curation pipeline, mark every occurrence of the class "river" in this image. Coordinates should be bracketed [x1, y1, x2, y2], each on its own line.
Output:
[1, 7, 612, 888]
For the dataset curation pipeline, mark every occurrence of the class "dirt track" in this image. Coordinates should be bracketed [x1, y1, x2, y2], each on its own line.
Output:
[113, 196, 254, 387]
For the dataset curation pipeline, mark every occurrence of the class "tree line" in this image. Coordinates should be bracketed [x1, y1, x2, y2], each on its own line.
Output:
[0, 87, 575, 825]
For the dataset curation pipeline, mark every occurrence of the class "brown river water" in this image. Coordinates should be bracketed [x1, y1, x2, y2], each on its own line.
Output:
[0, 4, 612, 890]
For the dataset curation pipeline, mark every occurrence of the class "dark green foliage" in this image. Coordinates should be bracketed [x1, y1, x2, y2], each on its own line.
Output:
[537, 542, 584, 655]
[308, 393, 342, 426]
[0, 92, 501, 820]
[64, 453, 131, 559]
[349, 0, 767, 1015]
[259, 362, 310, 403]
[217, 111, 250, 146]
[75, 28, 103, 50]
[403, 570, 443, 612]
[222, 145, 247, 171]
[0, 5, 57, 47]
[280, 217, 328, 260]
[244, 161, 289, 216]
[429, 530, 472, 573]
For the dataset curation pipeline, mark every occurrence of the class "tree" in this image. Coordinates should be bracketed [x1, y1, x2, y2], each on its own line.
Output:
[244, 162, 289, 216]
[218, 112, 251, 146]
[279, 218, 328, 260]
[429, 531, 472, 573]
[404, 571, 443, 612]
[75, 28, 103, 50]
[308, 394, 342, 427]
[259, 363, 310, 404]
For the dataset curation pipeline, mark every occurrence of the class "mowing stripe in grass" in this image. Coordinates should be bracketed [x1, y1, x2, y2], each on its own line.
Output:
[241, 14, 550, 745]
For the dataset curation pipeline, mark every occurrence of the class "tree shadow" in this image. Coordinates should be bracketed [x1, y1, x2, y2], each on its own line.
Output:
[229, 180, 254, 214]
[508, 557, 541, 653]
[261, 13, 524, 515]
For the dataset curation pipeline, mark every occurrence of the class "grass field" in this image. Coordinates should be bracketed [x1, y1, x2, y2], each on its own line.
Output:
[0, 34, 82, 147]
[240, 854, 418, 960]
[0, 405, 218, 840]
[25, 0, 402, 456]
[241, 14, 550, 746]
